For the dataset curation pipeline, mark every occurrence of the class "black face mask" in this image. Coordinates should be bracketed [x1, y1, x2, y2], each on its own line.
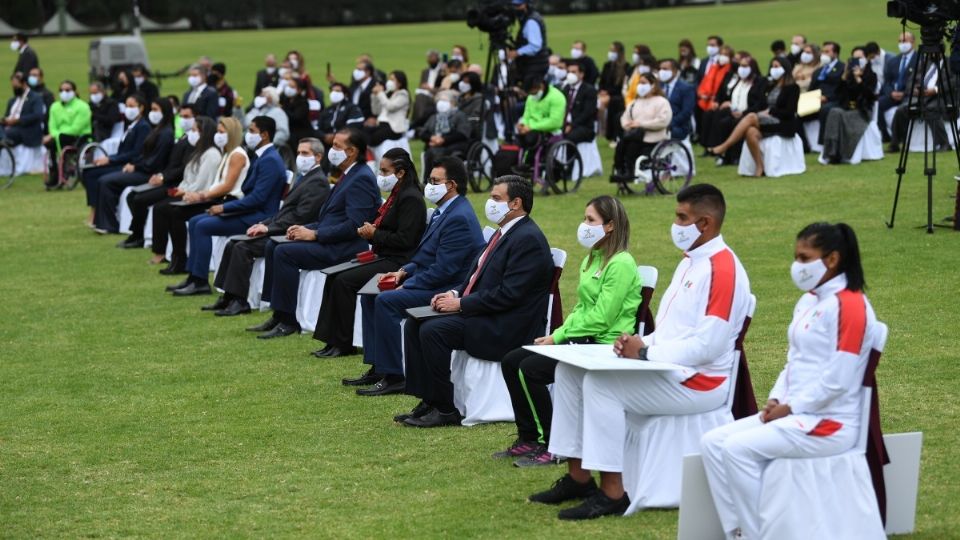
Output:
[429, 61, 439, 69]
[12, 86, 23, 96]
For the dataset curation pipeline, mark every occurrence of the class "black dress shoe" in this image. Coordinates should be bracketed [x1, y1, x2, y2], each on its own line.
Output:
[214, 299, 252, 316]
[165, 279, 190, 292]
[356, 376, 405, 396]
[529, 474, 599, 505]
[341, 367, 380, 386]
[159, 262, 187, 275]
[393, 401, 432, 423]
[117, 237, 144, 249]
[403, 408, 462, 428]
[256, 322, 300, 339]
[201, 295, 230, 311]
[313, 345, 356, 358]
[557, 491, 630, 520]
[172, 282, 212, 296]
[246, 317, 278, 332]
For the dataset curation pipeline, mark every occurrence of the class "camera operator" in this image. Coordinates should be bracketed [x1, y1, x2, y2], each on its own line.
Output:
[507, 0, 550, 88]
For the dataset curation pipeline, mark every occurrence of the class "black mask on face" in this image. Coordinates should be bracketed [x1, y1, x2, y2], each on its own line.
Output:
[12, 86, 23, 96]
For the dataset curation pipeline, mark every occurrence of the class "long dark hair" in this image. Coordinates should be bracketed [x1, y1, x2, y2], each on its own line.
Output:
[187, 116, 218, 165]
[143, 97, 173, 155]
[610, 41, 627, 85]
[383, 147, 420, 191]
[796, 222, 866, 291]
[389, 70, 408, 93]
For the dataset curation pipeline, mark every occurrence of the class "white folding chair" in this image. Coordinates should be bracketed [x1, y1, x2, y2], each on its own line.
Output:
[372, 136, 412, 163]
[295, 270, 327, 333]
[635, 265, 659, 336]
[577, 129, 604, 178]
[738, 135, 806, 178]
[803, 120, 823, 153]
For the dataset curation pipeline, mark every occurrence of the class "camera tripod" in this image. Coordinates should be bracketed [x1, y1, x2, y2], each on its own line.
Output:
[887, 23, 960, 233]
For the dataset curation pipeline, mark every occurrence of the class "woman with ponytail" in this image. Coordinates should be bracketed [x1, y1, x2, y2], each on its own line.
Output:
[700, 222, 878, 539]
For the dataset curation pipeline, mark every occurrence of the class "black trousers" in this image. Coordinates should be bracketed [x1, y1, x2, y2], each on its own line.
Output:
[43, 133, 80, 186]
[605, 95, 625, 141]
[501, 347, 559, 444]
[366, 122, 403, 147]
[312, 259, 400, 349]
[151, 199, 211, 259]
[403, 314, 468, 412]
[126, 187, 168, 241]
[564, 125, 595, 144]
[214, 236, 269, 300]
[613, 138, 655, 173]
[423, 142, 470, 175]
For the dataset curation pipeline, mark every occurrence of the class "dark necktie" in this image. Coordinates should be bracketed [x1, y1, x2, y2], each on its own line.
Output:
[463, 230, 502, 297]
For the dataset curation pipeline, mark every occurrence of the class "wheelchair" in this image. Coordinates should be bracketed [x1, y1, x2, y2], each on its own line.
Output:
[57, 135, 96, 190]
[518, 133, 584, 195]
[613, 138, 694, 196]
[0, 140, 15, 190]
[464, 139, 496, 194]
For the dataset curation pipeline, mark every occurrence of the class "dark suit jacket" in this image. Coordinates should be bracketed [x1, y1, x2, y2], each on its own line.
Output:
[580, 55, 600, 87]
[564, 82, 598, 136]
[318, 101, 365, 136]
[882, 52, 917, 96]
[810, 60, 846, 103]
[456, 215, 554, 361]
[717, 74, 769, 113]
[160, 136, 192, 187]
[402, 195, 485, 292]
[91, 97, 121, 142]
[263, 166, 330, 235]
[254, 69, 280, 99]
[306, 161, 381, 260]
[182, 86, 219, 119]
[666, 79, 696, 139]
[4, 91, 44, 146]
[13, 45, 38, 78]
[133, 126, 174, 175]
[349, 79, 375, 119]
[221, 144, 287, 223]
[839, 67, 878, 114]
[764, 82, 801, 137]
[371, 184, 427, 264]
[109, 118, 151, 164]
[135, 80, 159, 103]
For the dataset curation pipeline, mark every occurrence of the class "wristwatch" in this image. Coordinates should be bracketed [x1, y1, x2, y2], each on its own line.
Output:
[637, 346, 649, 361]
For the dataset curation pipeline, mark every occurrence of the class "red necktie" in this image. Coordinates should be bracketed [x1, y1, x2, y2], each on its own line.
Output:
[463, 230, 501, 297]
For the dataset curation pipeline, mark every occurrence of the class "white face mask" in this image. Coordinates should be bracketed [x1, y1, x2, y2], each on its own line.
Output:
[737, 66, 752, 79]
[278, 67, 291, 78]
[800, 52, 815, 64]
[499, 49, 507, 62]
[790, 43, 803, 55]
[769, 66, 785, 80]
[124, 106, 140, 121]
[134, 76, 144, 86]
[265, 66, 277, 75]
[213, 132, 228, 149]
[658, 69, 674, 83]
[565, 72, 579, 86]
[449, 73, 461, 83]
[289, 58, 300, 70]
[857, 57, 868, 69]
[632, 53, 641, 65]
[458, 80, 472, 94]
[570, 48, 584, 59]
[637, 65, 651, 74]
[296, 155, 316, 174]
[59, 90, 75, 103]
[717, 54, 730, 66]
[820, 53, 832, 66]
[89, 92, 103, 105]
[790, 258, 828, 291]
[244, 131, 262, 149]
[385, 80, 397, 92]
[607, 51, 618, 62]
[706, 45, 720, 57]
[435, 100, 452, 114]
[377, 173, 399, 192]
[147, 110, 163, 125]
[450, 54, 464, 62]
[186, 130, 200, 146]
[329, 90, 345, 104]
[328, 147, 348, 167]
[180, 117, 195, 132]
[533, 89, 544, 100]
[10, 41, 20, 52]
[898, 42, 913, 54]
[636, 83, 652, 97]
[188, 75, 202, 88]
[253, 96, 267, 109]
[424, 182, 447, 204]
[577, 223, 606, 249]
[283, 85, 297, 97]
[27, 75, 38, 87]
[671, 222, 701, 251]
[485, 198, 510, 224]
[353, 69, 366, 81]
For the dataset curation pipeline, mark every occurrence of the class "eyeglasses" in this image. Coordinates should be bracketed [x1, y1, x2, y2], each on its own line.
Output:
[428, 177, 449, 185]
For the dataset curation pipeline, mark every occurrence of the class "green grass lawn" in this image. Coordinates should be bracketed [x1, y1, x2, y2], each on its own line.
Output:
[2, 0, 959, 537]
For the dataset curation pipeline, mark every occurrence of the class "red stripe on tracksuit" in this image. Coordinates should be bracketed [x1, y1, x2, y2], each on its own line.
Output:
[681, 373, 727, 391]
[706, 249, 736, 321]
[836, 290, 867, 354]
[807, 418, 844, 437]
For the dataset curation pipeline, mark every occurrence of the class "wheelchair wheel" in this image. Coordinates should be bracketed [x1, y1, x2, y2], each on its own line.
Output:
[0, 145, 15, 190]
[544, 139, 583, 194]
[75, 142, 108, 191]
[649, 139, 693, 195]
[465, 142, 495, 193]
[59, 146, 82, 190]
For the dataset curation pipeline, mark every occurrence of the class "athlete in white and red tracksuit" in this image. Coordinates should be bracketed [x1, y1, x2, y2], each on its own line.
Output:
[530, 184, 752, 521]
[701, 223, 877, 540]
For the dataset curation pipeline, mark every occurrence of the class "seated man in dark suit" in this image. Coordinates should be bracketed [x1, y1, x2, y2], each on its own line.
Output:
[561, 60, 598, 144]
[569, 41, 599, 87]
[182, 64, 220, 120]
[344, 157, 487, 396]
[205, 137, 331, 314]
[248, 127, 381, 338]
[879, 32, 917, 139]
[658, 58, 697, 141]
[396, 175, 555, 428]
[169, 116, 288, 296]
[417, 91, 472, 175]
[1, 73, 44, 148]
[316, 82, 364, 147]
[88, 81, 121, 142]
[253, 54, 280, 100]
[809, 41, 846, 143]
[349, 62, 377, 126]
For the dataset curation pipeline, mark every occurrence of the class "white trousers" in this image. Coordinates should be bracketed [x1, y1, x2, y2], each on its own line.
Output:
[549, 363, 729, 472]
[700, 414, 858, 539]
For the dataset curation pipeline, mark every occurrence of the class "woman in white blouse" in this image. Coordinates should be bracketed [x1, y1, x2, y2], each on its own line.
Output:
[611, 72, 672, 181]
[367, 70, 411, 147]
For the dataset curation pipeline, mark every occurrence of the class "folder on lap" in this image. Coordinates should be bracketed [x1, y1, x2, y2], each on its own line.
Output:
[522, 344, 683, 371]
[405, 305, 456, 321]
[228, 234, 253, 242]
[358, 274, 384, 296]
[797, 89, 822, 117]
[321, 257, 380, 276]
[270, 235, 294, 243]
[129, 183, 162, 193]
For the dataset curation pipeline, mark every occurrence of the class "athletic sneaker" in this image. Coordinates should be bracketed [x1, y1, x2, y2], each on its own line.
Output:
[492, 439, 539, 459]
[514, 447, 564, 468]
[528, 474, 598, 505]
[557, 490, 630, 520]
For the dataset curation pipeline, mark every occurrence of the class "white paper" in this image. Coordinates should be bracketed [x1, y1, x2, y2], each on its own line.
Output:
[522, 344, 682, 371]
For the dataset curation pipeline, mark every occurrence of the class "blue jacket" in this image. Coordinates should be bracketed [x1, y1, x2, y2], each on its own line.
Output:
[221, 144, 286, 223]
[182, 86, 220, 120]
[666, 79, 696, 140]
[882, 52, 918, 96]
[4, 91, 45, 147]
[402, 195, 485, 291]
[109, 119, 151, 165]
[307, 161, 381, 259]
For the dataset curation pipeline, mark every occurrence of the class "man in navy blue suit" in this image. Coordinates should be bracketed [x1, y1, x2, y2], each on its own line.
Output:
[170, 116, 288, 296]
[182, 65, 220, 120]
[879, 32, 917, 139]
[344, 157, 486, 396]
[396, 175, 555, 428]
[1, 73, 44, 147]
[809, 41, 846, 144]
[658, 58, 696, 141]
[249, 127, 381, 339]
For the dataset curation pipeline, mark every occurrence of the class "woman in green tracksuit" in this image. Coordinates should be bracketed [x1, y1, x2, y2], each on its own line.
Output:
[494, 195, 641, 467]
[44, 80, 92, 187]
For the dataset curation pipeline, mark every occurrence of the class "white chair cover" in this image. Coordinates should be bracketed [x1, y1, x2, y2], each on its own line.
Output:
[827, 102, 884, 165]
[738, 135, 806, 178]
[11, 145, 47, 176]
[209, 235, 229, 272]
[372, 136, 412, 163]
[577, 138, 603, 178]
[295, 270, 327, 333]
[804, 120, 823, 153]
[352, 296, 364, 348]
[907, 120, 957, 152]
[118, 186, 136, 234]
[247, 257, 266, 309]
